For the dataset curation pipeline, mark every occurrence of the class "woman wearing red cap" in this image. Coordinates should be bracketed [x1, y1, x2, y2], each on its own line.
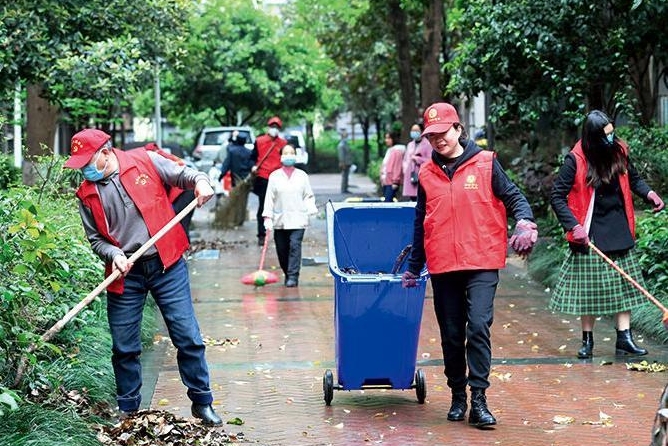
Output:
[401, 102, 538, 429]
[550, 109, 664, 359]
[64, 128, 222, 425]
[251, 116, 288, 245]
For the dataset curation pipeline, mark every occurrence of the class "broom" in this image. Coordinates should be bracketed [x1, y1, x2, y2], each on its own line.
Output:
[213, 173, 252, 229]
[588, 241, 668, 330]
[213, 141, 281, 229]
[241, 232, 279, 287]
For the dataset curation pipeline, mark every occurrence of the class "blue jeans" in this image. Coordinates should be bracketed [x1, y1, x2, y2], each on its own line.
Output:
[107, 256, 213, 411]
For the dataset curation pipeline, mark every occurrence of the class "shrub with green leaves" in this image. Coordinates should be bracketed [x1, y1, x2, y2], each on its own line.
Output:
[0, 155, 20, 189]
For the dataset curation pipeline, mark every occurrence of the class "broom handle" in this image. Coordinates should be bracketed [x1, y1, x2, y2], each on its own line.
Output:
[258, 231, 270, 271]
[588, 241, 668, 313]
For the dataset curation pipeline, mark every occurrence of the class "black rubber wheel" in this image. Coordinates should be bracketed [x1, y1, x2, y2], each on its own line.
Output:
[415, 368, 426, 404]
[323, 369, 334, 405]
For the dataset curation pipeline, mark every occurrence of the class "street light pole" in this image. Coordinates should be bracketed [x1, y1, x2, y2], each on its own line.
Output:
[154, 63, 162, 148]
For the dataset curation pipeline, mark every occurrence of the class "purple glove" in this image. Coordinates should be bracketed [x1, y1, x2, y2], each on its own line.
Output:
[648, 191, 665, 212]
[401, 271, 418, 288]
[509, 219, 538, 257]
[570, 224, 589, 245]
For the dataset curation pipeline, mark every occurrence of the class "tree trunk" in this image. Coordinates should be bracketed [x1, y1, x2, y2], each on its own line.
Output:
[421, 0, 444, 108]
[387, 0, 416, 142]
[24, 83, 58, 185]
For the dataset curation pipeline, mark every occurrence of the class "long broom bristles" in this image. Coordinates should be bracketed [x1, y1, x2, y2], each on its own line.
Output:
[213, 174, 252, 229]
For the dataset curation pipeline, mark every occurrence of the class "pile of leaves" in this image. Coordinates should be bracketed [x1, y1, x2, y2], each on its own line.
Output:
[189, 239, 249, 253]
[96, 410, 245, 445]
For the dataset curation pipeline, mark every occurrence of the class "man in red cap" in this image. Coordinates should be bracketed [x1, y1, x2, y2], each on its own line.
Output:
[401, 102, 538, 429]
[64, 128, 223, 425]
[250, 116, 287, 245]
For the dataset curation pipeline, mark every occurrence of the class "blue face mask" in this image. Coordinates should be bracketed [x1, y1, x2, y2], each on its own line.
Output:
[606, 132, 615, 145]
[410, 131, 421, 140]
[281, 155, 297, 167]
[81, 152, 107, 182]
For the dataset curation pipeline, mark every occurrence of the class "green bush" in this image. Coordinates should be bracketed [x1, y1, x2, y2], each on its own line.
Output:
[617, 125, 668, 196]
[0, 155, 20, 189]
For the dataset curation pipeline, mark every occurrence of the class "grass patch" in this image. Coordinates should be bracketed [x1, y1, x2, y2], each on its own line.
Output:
[0, 403, 101, 446]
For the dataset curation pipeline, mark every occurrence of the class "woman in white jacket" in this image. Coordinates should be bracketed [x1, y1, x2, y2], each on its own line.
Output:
[262, 145, 318, 287]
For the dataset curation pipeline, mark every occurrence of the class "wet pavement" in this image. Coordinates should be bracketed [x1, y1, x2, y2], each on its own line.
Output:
[146, 173, 668, 445]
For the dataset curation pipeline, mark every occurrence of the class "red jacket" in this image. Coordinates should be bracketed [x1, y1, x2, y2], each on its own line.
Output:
[566, 141, 635, 242]
[76, 149, 189, 293]
[420, 150, 507, 273]
[254, 134, 287, 180]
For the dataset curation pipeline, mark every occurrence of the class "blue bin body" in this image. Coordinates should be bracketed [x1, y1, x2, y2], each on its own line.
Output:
[326, 202, 427, 390]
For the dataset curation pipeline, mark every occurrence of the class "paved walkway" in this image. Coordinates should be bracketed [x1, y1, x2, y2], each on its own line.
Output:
[147, 173, 667, 445]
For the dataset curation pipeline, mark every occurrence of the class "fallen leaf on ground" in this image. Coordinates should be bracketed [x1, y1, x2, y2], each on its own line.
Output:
[626, 360, 668, 372]
[553, 415, 575, 425]
[97, 409, 243, 445]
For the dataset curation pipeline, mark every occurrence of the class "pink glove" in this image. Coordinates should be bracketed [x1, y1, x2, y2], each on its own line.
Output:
[570, 224, 589, 245]
[509, 219, 538, 257]
[648, 191, 665, 212]
[401, 271, 418, 288]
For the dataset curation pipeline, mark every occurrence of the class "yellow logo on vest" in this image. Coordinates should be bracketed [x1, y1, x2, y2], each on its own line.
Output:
[135, 174, 150, 185]
[464, 175, 478, 190]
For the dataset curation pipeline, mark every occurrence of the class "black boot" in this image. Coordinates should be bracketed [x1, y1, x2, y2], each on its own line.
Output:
[447, 388, 467, 421]
[577, 331, 594, 359]
[469, 388, 496, 428]
[615, 329, 648, 356]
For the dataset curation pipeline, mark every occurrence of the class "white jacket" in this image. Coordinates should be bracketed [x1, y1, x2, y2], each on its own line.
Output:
[262, 167, 318, 230]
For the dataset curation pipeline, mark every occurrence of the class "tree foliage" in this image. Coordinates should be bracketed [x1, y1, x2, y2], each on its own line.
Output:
[447, 0, 668, 134]
[0, 0, 192, 128]
[153, 0, 332, 131]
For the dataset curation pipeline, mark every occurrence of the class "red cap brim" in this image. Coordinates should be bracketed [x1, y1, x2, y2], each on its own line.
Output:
[63, 153, 94, 169]
[422, 122, 454, 137]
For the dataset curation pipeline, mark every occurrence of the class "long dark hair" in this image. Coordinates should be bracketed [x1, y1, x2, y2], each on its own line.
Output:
[581, 110, 626, 187]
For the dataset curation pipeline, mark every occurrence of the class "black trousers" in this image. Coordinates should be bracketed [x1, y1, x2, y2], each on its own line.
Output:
[430, 269, 499, 391]
[274, 228, 305, 281]
[253, 177, 269, 240]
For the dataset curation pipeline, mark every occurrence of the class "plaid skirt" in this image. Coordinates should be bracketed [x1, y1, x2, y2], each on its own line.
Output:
[549, 249, 647, 315]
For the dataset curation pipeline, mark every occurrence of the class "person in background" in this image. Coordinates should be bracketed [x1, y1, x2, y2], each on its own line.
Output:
[219, 131, 254, 187]
[251, 116, 287, 246]
[262, 145, 318, 287]
[380, 131, 405, 202]
[549, 109, 664, 359]
[337, 129, 352, 194]
[402, 123, 432, 201]
[401, 102, 538, 429]
[63, 129, 222, 425]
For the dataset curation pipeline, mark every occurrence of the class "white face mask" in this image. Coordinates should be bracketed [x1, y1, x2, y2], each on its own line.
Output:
[268, 127, 279, 138]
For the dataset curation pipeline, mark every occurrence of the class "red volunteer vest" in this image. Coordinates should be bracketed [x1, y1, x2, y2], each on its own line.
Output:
[419, 150, 508, 273]
[254, 134, 286, 180]
[566, 141, 635, 243]
[76, 149, 189, 293]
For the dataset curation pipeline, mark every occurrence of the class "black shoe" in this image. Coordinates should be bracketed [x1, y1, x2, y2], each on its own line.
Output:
[469, 388, 496, 428]
[285, 278, 298, 287]
[257, 237, 264, 246]
[615, 329, 648, 356]
[191, 403, 222, 426]
[577, 331, 594, 359]
[447, 390, 467, 421]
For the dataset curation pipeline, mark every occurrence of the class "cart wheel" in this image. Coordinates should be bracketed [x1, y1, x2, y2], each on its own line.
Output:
[415, 368, 426, 404]
[323, 369, 334, 405]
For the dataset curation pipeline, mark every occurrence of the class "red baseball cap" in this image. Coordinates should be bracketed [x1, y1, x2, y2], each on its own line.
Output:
[422, 102, 460, 136]
[64, 129, 111, 169]
[267, 116, 283, 128]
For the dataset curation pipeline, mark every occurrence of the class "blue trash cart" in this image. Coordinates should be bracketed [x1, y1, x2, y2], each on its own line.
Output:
[323, 202, 428, 405]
